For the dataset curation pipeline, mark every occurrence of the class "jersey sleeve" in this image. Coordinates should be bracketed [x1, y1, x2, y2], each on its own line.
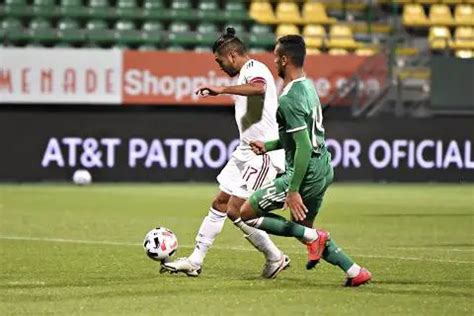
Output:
[243, 61, 267, 87]
[279, 95, 307, 133]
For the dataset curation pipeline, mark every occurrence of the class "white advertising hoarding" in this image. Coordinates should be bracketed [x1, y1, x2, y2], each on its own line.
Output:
[0, 48, 122, 104]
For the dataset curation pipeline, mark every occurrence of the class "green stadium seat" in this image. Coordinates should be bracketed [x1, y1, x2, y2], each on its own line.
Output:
[194, 45, 212, 53]
[196, 22, 218, 46]
[116, 0, 142, 20]
[4, 0, 32, 18]
[167, 21, 197, 47]
[86, 19, 114, 46]
[143, 0, 166, 20]
[169, 0, 197, 22]
[54, 42, 73, 48]
[141, 21, 163, 46]
[224, 1, 250, 23]
[88, 0, 115, 20]
[58, 18, 85, 45]
[2, 17, 30, 44]
[249, 24, 276, 49]
[33, 0, 58, 18]
[114, 20, 143, 47]
[197, 0, 222, 22]
[167, 45, 186, 52]
[60, 0, 88, 20]
[138, 44, 158, 51]
[29, 18, 58, 44]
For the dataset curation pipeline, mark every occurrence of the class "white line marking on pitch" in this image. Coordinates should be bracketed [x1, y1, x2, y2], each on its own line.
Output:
[1, 236, 473, 265]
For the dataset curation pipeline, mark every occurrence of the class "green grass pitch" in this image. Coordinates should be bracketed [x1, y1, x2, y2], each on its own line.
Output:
[0, 183, 473, 315]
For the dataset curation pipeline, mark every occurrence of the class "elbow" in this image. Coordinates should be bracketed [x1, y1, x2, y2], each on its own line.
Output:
[256, 87, 266, 96]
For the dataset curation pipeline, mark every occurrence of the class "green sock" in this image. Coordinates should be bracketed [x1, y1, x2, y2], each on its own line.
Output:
[322, 239, 354, 272]
[258, 213, 306, 239]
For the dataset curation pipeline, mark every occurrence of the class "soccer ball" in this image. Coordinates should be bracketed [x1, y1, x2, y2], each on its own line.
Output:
[72, 169, 92, 185]
[143, 227, 178, 262]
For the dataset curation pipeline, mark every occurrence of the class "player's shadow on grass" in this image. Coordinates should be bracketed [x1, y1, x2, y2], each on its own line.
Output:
[366, 213, 473, 218]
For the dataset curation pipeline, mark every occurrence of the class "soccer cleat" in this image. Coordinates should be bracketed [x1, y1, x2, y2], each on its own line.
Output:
[345, 268, 372, 287]
[261, 253, 291, 279]
[306, 230, 330, 270]
[161, 257, 202, 277]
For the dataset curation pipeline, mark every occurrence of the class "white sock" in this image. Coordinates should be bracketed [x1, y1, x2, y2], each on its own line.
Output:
[188, 208, 226, 266]
[301, 228, 318, 243]
[346, 263, 362, 278]
[233, 218, 281, 261]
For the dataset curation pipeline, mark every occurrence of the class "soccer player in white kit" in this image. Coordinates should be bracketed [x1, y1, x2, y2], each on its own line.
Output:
[162, 28, 289, 278]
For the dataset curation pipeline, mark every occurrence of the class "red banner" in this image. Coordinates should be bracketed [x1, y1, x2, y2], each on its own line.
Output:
[122, 51, 386, 106]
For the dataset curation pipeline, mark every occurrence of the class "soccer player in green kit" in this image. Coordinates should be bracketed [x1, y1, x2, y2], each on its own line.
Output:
[240, 35, 372, 286]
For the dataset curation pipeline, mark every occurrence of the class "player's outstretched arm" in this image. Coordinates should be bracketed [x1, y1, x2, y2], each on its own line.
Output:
[195, 82, 265, 97]
[249, 139, 282, 155]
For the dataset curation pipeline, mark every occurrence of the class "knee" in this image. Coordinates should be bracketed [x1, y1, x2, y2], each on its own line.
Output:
[212, 194, 228, 213]
[240, 201, 256, 221]
[226, 201, 239, 221]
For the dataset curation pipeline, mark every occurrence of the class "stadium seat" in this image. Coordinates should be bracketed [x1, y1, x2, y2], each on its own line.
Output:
[403, 4, 429, 27]
[29, 18, 58, 45]
[275, 24, 300, 38]
[4, 0, 32, 18]
[2, 17, 30, 44]
[442, 0, 463, 4]
[58, 18, 85, 45]
[429, 26, 452, 50]
[167, 21, 197, 47]
[167, 45, 186, 52]
[306, 48, 321, 55]
[88, 0, 114, 20]
[455, 5, 474, 26]
[417, 0, 438, 4]
[116, 0, 142, 20]
[198, 0, 221, 22]
[169, 0, 197, 22]
[275, 2, 302, 24]
[454, 49, 473, 58]
[302, 2, 337, 25]
[355, 47, 378, 56]
[303, 24, 326, 49]
[451, 26, 474, 49]
[115, 20, 143, 47]
[429, 4, 454, 26]
[224, 1, 249, 23]
[328, 48, 349, 55]
[60, 0, 88, 19]
[326, 25, 360, 50]
[249, 1, 276, 24]
[33, 0, 58, 18]
[194, 45, 212, 53]
[143, 0, 165, 20]
[196, 22, 218, 46]
[249, 24, 275, 49]
[138, 44, 158, 51]
[141, 21, 163, 47]
[248, 47, 266, 54]
[86, 19, 115, 46]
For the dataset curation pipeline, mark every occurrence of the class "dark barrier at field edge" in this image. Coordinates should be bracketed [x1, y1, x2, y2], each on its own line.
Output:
[0, 110, 472, 182]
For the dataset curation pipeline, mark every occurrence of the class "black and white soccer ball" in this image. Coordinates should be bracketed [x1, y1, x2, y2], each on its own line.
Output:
[143, 227, 178, 262]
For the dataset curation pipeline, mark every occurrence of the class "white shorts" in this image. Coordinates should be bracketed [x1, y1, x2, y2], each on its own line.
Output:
[217, 153, 281, 199]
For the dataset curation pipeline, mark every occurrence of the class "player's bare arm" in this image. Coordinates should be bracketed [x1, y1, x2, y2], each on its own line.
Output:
[195, 81, 265, 97]
[250, 139, 282, 155]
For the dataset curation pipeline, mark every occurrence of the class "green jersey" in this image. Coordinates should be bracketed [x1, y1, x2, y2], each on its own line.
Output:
[276, 77, 326, 170]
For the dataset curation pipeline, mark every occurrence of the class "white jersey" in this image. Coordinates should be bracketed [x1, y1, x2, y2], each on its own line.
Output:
[232, 59, 284, 171]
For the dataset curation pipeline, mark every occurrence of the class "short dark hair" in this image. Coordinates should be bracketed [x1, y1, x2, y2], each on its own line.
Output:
[276, 35, 306, 67]
[212, 27, 247, 55]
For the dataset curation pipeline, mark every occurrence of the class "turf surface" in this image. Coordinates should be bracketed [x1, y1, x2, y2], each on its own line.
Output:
[0, 184, 473, 315]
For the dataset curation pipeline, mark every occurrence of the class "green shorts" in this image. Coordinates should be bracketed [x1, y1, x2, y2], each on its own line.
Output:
[249, 150, 334, 223]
